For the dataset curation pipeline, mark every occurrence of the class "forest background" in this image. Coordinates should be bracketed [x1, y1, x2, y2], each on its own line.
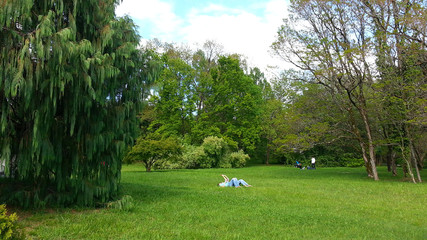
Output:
[126, 0, 426, 184]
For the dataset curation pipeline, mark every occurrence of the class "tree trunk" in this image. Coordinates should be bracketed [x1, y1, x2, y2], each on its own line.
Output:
[410, 138, 422, 183]
[386, 144, 398, 176]
[361, 142, 373, 178]
[348, 108, 373, 178]
[399, 132, 416, 183]
[144, 160, 152, 172]
[413, 157, 422, 183]
[402, 150, 416, 184]
[386, 146, 392, 172]
[360, 107, 379, 180]
[391, 151, 397, 177]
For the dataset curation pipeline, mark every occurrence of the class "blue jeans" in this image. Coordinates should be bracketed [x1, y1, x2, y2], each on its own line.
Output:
[230, 178, 249, 187]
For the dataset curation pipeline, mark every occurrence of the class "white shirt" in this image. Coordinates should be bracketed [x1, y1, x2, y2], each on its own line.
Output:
[311, 158, 316, 164]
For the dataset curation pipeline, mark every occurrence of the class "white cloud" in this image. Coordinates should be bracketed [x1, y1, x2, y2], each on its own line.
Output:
[116, 0, 290, 74]
[115, 0, 183, 40]
[191, 3, 246, 16]
[183, 0, 288, 73]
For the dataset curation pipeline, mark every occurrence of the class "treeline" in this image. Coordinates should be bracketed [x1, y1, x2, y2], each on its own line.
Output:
[132, 0, 426, 183]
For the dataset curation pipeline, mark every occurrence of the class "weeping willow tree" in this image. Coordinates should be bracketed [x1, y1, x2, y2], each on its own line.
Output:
[0, 0, 146, 207]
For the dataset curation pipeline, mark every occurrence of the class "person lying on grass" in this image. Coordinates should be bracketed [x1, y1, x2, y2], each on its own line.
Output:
[218, 174, 252, 187]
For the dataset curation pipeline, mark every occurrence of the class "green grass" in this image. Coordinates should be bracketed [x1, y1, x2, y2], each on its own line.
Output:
[18, 165, 427, 239]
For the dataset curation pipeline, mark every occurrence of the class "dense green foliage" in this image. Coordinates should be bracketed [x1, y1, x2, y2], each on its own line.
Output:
[201, 57, 263, 152]
[135, 43, 262, 169]
[130, 136, 250, 170]
[149, 44, 264, 151]
[123, 134, 182, 172]
[17, 165, 427, 239]
[0, 0, 147, 207]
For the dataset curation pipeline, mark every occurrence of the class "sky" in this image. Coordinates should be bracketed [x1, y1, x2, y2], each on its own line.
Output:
[115, 0, 290, 74]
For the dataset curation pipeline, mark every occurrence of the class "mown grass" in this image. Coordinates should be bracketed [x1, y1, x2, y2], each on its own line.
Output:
[18, 165, 427, 239]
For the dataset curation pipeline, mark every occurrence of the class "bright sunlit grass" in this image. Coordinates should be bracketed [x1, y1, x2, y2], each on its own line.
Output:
[20, 165, 427, 239]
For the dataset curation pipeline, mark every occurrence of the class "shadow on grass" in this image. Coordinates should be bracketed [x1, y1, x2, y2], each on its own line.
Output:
[276, 166, 425, 183]
[120, 182, 189, 203]
[221, 165, 424, 184]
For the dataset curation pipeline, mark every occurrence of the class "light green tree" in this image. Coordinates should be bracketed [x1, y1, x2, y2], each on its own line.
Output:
[124, 134, 182, 172]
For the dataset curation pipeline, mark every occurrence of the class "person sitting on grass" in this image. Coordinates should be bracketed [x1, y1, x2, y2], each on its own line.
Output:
[218, 174, 252, 187]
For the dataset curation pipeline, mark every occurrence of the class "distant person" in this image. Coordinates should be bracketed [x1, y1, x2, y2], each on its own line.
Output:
[295, 161, 302, 169]
[218, 174, 252, 187]
[311, 157, 316, 168]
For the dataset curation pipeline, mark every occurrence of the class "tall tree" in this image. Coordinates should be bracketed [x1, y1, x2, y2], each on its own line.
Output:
[364, 0, 426, 182]
[199, 56, 264, 153]
[273, 0, 380, 179]
[151, 48, 197, 137]
[0, 0, 146, 206]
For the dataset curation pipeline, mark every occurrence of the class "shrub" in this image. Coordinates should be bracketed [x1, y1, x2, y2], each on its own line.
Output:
[153, 159, 182, 170]
[0, 204, 25, 240]
[227, 150, 250, 168]
[218, 158, 232, 168]
[149, 136, 250, 169]
[317, 155, 340, 167]
[182, 145, 206, 169]
[201, 136, 229, 168]
[343, 157, 365, 167]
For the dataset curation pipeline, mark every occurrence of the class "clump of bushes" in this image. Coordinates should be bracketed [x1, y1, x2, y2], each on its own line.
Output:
[0, 204, 25, 240]
[180, 145, 206, 169]
[155, 136, 250, 169]
[342, 153, 364, 167]
[200, 136, 230, 168]
[227, 150, 250, 168]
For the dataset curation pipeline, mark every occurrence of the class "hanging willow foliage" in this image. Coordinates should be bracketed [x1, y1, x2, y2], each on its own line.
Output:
[0, 0, 145, 207]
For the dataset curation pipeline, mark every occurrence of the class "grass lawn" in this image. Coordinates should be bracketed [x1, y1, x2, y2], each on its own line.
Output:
[18, 165, 427, 239]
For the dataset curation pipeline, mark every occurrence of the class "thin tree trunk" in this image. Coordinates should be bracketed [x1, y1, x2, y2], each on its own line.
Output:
[385, 144, 397, 176]
[413, 157, 422, 183]
[402, 149, 416, 184]
[144, 160, 152, 172]
[386, 145, 392, 172]
[410, 139, 422, 183]
[360, 107, 379, 180]
[399, 128, 416, 183]
[391, 151, 397, 177]
[348, 108, 372, 178]
[360, 141, 373, 178]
